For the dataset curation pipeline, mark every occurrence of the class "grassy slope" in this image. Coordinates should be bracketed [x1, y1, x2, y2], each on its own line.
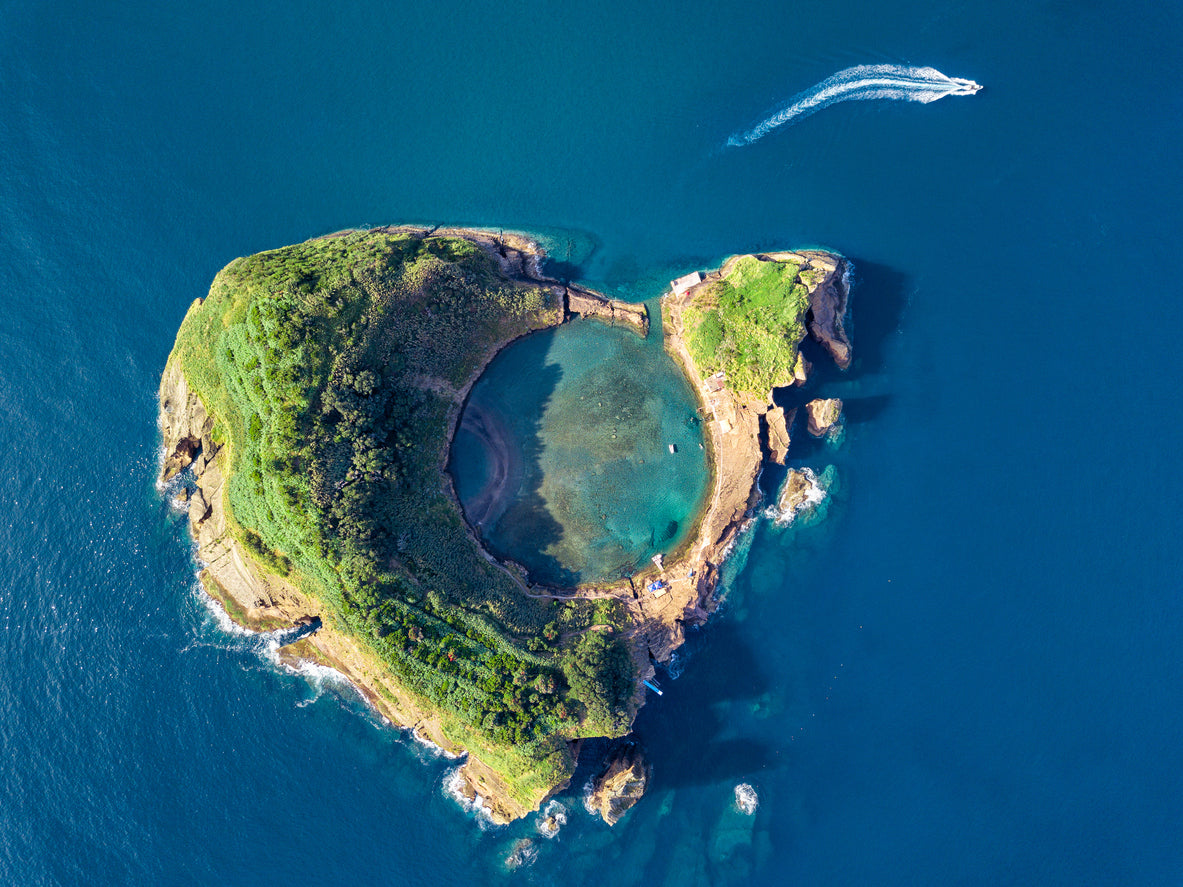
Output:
[682, 255, 811, 397]
[170, 231, 637, 806]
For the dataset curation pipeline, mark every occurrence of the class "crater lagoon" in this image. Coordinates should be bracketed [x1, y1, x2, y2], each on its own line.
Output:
[450, 315, 710, 587]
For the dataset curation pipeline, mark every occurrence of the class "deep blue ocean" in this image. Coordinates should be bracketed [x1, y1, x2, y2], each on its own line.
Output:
[2, 1, 1181, 884]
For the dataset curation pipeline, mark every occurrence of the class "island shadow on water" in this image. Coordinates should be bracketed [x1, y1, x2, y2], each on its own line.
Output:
[630, 620, 780, 792]
[763, 258, 907, 470]
[449, 330, 572, 585]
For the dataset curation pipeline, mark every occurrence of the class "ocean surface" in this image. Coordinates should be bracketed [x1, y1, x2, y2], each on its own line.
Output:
[1, 1, 1181, 884]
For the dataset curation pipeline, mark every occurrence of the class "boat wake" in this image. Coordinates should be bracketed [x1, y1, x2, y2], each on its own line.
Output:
[727, 65, 982, 146]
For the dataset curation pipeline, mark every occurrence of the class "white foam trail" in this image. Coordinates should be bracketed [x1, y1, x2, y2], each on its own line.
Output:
[728, 65, 982, 146]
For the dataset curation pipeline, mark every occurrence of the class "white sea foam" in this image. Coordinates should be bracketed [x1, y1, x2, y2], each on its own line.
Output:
[581, 777, 598, 816]
[409, 728, 462, 760]
[535, 800, 568, 838]
[665, 650, 686, 680]
[443, 767, 500, 828]
[728, 65, 982, 146]
[504, 838, 538, 869]
[718, 517, 757, 563]
[192, 579, 254, 639]
[734, 783, 759, 815]
[188, 579, 365, 713]
[766, 467, 828, 527]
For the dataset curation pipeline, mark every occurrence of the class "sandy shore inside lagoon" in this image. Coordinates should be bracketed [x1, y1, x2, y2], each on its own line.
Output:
[457, 400, 523, 531]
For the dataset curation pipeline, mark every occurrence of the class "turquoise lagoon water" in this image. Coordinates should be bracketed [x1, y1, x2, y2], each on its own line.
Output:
[2, 0, 1182, 884]
[450, 316, 708, 586]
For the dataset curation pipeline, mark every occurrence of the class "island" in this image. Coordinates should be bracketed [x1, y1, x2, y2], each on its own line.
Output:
[158, 226, 850, 823]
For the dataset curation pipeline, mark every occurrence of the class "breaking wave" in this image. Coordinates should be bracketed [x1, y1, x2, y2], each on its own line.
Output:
[185, 580, 361, 714]
[443, 767, 500, 828]
[536, 800, 568, 838]
[727, 65, 982, 146]
[581, 777, 598, 816]
[734, 783, 759, 815]
[766, 467, 828, 527]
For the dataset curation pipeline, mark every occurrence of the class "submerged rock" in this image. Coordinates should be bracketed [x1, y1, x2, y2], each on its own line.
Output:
[588, 739, 649, 825]
[504, 838, 537, 869]
[805, 397, 843, 437]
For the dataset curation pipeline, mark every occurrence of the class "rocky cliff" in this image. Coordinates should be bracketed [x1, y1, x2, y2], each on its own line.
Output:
[588, 740, 649, 825]
[160, 355, 537, 824]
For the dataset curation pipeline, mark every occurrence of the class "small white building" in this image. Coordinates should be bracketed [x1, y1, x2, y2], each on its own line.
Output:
[670, 271, 703, 298]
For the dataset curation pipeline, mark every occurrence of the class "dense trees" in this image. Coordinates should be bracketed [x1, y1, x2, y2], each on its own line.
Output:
[684, 255, 811, 396]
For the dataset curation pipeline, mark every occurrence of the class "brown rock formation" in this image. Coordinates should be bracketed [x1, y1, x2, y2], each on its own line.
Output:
[803, 253, 851, 369]
[566, 286, 649, 337]
[764, 406, 796, 465]
[805, 397, 843, 437]
[793, 352, 811, 386]
[778, 468, 819, 518]
[588, 740, 649, 825]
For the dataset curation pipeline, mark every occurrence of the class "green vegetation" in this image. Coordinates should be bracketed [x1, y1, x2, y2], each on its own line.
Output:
[170, 230, 638, 806]
[683, 255, 811, 396]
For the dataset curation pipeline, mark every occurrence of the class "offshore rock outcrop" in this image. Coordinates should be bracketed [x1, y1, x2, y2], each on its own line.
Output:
[776, 467, 826, 525]
[805, 397, 843, 437]
[588, 740, 649, 825]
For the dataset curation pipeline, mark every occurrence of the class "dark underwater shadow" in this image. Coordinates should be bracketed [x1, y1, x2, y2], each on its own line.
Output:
[453, 330, 581, 587]
[771, 255, 908, 419]
[626, 621, 780, 791]
[538, 227, 602, 285]
[541, 259, 585, 285]
[844, 258, 908, 378]
[841, 393, 891, 425]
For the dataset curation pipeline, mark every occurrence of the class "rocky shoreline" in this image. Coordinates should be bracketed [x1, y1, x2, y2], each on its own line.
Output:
[158, 228, 849, 825]
[614, 250, 851, 675]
